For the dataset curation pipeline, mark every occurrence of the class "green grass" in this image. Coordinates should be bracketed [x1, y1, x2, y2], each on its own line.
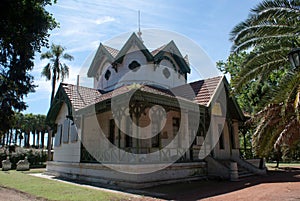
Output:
[266, 162, 300, 170]
[0, 170, 126, 201]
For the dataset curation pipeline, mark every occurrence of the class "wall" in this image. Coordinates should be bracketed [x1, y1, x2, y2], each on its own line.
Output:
[46, 161, 207, 189]
[95, 46, 186, 91]
[53, 103, 81, 163]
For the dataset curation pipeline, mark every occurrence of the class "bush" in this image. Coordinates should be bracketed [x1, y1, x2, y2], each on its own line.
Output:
[0, 147, 47, 169]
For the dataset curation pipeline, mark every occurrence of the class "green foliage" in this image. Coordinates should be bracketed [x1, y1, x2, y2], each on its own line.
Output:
[0, 147, 47, 169]
[41, 44, 74, 105]
[1, 113, 47, 148]
[0, 0, 57, 135]
[228, 0, 300, 157]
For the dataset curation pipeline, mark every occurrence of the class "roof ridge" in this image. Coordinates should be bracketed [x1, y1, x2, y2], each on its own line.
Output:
[187, 75, 223, 85]
[151, 43, 167, 56]
[103, 44, 119, 51]
[61, 83, 97, 91]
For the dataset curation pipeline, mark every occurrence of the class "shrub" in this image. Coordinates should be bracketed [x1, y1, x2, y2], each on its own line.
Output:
[0, 147, 47, 169]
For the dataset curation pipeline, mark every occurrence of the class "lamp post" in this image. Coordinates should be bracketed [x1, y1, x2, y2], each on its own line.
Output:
[288, 48, 300, 68]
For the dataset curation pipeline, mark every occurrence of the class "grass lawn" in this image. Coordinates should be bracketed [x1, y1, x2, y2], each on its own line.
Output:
[266, 162, 300, 170]
[0, 170, 126, 201]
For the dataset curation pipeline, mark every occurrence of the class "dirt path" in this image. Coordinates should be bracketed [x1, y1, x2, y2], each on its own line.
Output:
[0, 186, 47, 201]
[142, 166, 300, 201]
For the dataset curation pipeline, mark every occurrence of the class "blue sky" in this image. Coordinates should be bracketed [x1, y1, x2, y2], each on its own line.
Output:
[25, 0, 262, 115]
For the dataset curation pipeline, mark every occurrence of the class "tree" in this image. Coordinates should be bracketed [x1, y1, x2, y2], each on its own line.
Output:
[0, 0, 57, 136]
[217, 52, 273, 114]
[41, 44, 74, 105]
[35, 114, 47, 148]
[229, 0, 300, 157]
[41, 44, 73, 160]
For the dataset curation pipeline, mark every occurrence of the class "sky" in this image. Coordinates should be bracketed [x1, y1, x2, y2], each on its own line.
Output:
[25, 0, 262, 115]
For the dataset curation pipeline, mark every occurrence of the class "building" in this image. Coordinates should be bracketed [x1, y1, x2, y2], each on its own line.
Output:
[46, 33, 265, 188]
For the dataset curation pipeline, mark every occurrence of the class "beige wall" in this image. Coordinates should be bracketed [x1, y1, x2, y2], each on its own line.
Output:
[213, 118, 240, 160]
[53, 103, 81, 162]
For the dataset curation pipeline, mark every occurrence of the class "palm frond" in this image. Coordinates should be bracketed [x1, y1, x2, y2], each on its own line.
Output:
[40, 51, 53, 60]
[60, 63, 69, 82]
[41, 63, 51, 80]
[63, 53, 74, 61]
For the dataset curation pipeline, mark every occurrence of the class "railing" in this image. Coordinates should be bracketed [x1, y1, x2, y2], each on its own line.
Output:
[80, 146, 191, 164]
[239, 148, 254, 159]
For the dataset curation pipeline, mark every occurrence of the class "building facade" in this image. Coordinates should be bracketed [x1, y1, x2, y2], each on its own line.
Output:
[46, 33, 265, 188]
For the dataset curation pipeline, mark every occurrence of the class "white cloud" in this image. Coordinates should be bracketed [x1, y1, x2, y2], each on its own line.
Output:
[95, 16, 115, 25]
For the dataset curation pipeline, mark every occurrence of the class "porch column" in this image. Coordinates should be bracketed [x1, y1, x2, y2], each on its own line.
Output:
[182, 110, 190, 160]
[233, 120, 239, 149]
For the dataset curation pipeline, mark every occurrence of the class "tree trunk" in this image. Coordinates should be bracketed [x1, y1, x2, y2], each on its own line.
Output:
[14, 129, 18, 145]
[19, 134, 22, 146]
[41, 131, 45, 148]
[50, 71, 57, 105]
[1, 135, 4, 146]
[37, 131, 40, 148]
[26, 131, 30, 147]
[47, 128, 52, 161]
[276, 148, 281, 168]
[6, 132, 9, 146]
[32, 130, 36, 147]
[8, 129, 12, 145]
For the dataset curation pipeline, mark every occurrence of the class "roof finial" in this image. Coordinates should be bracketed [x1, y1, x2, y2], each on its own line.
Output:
[137, 10, 143, 43]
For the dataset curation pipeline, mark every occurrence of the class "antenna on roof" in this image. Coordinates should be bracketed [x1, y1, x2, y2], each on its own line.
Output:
[137, 10, 143, 43]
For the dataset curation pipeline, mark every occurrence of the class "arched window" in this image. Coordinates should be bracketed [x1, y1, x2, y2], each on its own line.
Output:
[104, 69, 111, 80]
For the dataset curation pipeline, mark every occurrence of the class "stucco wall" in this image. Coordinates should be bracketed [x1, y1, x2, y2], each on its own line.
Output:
[95, 46, 186, 91]
[212, 118, 240, 160]
[53, 103, 81, 162]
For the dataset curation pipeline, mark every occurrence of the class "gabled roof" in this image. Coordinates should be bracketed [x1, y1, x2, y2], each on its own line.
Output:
[172, 76, 223, 106]
[103, 45, 119, 58]
[114, 33, 153, 63]
[88, 43, 117, 77]
[46, 76, 245, 123]
[151, 44, 167, 56]
[88, 33, 191, 78]
[153, 40, 190, 74]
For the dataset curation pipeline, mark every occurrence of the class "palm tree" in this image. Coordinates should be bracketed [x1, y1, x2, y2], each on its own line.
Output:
[41, 44, 73, 160]
[41, 44, 74, 105]
[35, 114, 46, 148]
[230, 0, 300, 155]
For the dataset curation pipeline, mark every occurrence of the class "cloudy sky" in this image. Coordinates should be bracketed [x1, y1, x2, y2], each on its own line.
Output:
[25, 0, 261, 115]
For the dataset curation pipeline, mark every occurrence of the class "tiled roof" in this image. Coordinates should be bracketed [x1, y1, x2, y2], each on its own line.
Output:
[103, 45, 119, 58]
[151, 44, 167, 56]
[60, 76, 223, 111]
[191, 76, 223, 106]
[61, 84, 101, 111]
[172, 76, 223, 106]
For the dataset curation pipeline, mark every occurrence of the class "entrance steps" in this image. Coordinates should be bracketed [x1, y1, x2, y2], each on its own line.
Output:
[205, 156, 266, 180]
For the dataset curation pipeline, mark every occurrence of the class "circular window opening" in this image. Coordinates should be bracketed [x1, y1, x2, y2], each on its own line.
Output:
[105, 70, 111, 80]
[128, 60, 141, 72]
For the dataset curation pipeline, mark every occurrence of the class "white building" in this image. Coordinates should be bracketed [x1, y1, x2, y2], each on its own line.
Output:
[46, 33, 265, 188]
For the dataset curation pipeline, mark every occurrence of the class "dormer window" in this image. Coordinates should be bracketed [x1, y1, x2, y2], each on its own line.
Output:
[105, 70, 111, 80]
[128, 60, 141, 72]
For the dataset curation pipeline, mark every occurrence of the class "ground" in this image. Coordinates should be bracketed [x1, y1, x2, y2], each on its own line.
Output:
[0, 166, 300, 201]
